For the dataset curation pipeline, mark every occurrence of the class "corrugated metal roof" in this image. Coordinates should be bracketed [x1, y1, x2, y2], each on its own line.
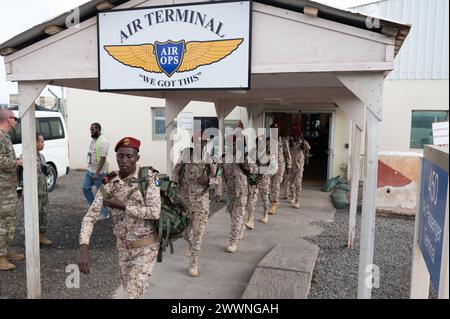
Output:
[354, 0, 449, 80]
[0, 0, 411, 57]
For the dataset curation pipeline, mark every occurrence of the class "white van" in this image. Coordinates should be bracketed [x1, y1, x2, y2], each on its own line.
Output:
[10, 106, 70, 192]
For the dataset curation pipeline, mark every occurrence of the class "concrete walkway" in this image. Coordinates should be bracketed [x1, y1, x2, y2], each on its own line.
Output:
[114, 186, 336, 299]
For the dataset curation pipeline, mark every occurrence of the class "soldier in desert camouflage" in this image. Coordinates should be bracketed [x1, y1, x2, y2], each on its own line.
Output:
[287, 125, 311, 209]
[216, 136, 248, 253]
[269, 123, 292, 215]
[172, 136, 219, 277]
[245, 136, 277, 229]
[78, 137, 161, 299]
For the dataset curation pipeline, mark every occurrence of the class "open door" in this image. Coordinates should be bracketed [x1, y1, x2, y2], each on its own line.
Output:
[264, 111, 333, 185]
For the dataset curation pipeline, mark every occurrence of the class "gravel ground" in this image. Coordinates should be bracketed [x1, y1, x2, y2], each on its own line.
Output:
[307, 207, 438, 299]
[0, 170, 120, 299]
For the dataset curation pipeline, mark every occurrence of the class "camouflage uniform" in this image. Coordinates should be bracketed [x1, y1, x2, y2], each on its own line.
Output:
[271, 137, 291, 203]
[80, 166, 161, 299]
[220, 161, 248, 247]
[245, 155, 271, 227]
[0, 129, 18, 257]
[37, 152, 49, 234]
[289, 137, 311, 204]
[172, 153, 217, 275]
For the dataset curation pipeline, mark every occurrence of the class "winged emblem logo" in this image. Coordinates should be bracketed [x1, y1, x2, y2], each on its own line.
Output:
[104, 38, 244, 77]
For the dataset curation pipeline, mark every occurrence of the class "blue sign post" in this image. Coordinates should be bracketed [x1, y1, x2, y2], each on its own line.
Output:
[418, 158, 449, 292]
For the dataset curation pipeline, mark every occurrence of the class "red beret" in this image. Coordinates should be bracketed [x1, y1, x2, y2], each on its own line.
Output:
[115, 137, 141, 152]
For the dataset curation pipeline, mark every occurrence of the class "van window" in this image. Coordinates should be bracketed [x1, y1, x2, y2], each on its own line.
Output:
[11, 117, 65, 145]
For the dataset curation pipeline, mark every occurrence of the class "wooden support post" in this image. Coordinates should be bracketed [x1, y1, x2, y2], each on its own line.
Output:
[18, 81, 47, 299]
[348, 122, 362, 248]
[357, 109, 379, 299]
[214, 100, 236, 156]
[165, 97, 189, 178]
[247, 104, 254, 129]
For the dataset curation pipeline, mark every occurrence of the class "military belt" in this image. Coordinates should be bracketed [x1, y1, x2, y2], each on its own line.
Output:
[117, 233, 158, 250]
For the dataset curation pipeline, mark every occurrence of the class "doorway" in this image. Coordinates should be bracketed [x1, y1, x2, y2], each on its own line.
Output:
[264, 111, 333, 183]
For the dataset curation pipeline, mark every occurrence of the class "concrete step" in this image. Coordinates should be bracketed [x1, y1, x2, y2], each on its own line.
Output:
[242, 239, 319, 299]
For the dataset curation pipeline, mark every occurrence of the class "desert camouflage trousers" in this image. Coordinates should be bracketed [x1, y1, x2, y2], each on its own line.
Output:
[271, 160, 286, 203]
[246, 175, 271, 223]
[0, 187, 17, 257]
[183, 196, 210, 257]
[287, 162, 305, 200]
[227, 193, 247, 245]
[118, 242, 159, 299]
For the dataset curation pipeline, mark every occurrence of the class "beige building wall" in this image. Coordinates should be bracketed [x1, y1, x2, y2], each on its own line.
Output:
[66, 89, 247, 174]
[333, 108, 351, 178]
[380, 80, 449, 152]
[67, 80, 450, 181]
[66, 88, 166, 173]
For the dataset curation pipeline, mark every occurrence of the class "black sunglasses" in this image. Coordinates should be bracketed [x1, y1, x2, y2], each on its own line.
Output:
[9, 116, 18, 122]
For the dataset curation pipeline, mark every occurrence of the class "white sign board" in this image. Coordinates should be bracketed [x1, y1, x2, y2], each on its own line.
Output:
[180, 112, 194, 130]
[98, 1, 251, 91]
[433, 122, 449, 146]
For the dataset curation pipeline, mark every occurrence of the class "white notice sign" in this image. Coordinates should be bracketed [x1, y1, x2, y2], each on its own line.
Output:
[180, 112, 194, 130]
[98, 1, 251, 91]
[432, 122, 449, 146]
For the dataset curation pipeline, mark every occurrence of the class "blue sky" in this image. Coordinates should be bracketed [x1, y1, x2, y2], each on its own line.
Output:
[0, 0, 375, 104]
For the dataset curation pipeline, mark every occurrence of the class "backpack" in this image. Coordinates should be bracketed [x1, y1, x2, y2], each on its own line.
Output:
[239, 163, 261, 186]
[134, 166, 190, 262]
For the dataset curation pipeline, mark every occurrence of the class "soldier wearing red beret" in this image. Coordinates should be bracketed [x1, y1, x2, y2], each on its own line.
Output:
[79, 137, 161, 299]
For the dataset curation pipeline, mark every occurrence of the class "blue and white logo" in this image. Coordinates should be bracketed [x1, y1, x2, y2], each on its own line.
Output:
[155, 40, 185, 77]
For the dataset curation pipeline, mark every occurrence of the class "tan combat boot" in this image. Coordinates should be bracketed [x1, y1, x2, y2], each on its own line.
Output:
[245, 217, 254, 230]
[239, 226, 245, 240]
[227, 242, 237, 253]
[290, 193, 297, 205]
[0, 256, 15, 271]
[293, 199, 300, 209]
[7, 249, 25, 261]
[260, 211, 269, 224]
[268, 202, 279, 215]
[283, 188, 290, 200]
[39, 233, 53, 246]
[188, 255, 199, 277]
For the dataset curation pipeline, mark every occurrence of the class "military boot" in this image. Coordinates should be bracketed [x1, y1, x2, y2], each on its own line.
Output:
[188, 255, 199, 277]
[260, 211, 269, 224]
[239, 226, 245, 240]
[290, 193, 297, 205]
[39, 233, 53, 246]
[293, 199, 300, 209]
[227, 242, 237, 253]
[245, 217, 254, 230]
[0, 256, 15, 271]
[268, 202, 279, 215]
[7, 249, 25, 261]
[283, 188, 290, 200]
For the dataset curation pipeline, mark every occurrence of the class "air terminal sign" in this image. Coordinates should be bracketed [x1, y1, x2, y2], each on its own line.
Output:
[98, 0, 251, 91]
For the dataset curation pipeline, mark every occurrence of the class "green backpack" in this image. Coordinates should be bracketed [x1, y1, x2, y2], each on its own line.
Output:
[134, 167, 190, 262]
